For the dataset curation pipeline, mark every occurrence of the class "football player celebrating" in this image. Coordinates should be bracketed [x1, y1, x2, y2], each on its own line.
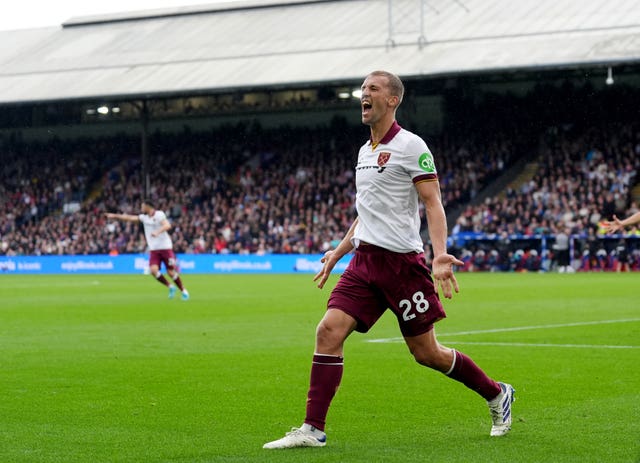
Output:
[106, 200, 189, 301]
[264, 71, 514, 450]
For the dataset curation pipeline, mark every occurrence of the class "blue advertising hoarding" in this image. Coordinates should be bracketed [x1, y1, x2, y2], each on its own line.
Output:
[0, 254, 352, 275]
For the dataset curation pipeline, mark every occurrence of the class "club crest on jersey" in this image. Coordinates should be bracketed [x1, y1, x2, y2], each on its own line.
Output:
[377, 152, 391, 173]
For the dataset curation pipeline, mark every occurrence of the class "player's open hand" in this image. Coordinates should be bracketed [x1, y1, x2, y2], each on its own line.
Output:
[602, 215, 623, 234]
[314, 250, 338, 289]
[431, 253, 464, 299]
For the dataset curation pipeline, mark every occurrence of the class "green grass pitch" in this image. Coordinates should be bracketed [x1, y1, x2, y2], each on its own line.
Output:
[1, 272, 638, 463]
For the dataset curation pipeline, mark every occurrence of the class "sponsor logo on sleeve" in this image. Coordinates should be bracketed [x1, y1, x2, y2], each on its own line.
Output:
[418, 151, 436, 173]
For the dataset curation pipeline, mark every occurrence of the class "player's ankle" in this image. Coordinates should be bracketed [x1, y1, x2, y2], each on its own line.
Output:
[301, 423, 325, 437]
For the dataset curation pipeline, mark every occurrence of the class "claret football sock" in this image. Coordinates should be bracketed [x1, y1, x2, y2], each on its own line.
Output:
[155, 273, 170, 286]
[305, 353, 344, 431]
[172, 275, 185, 291]
[446, 349, 501, 400]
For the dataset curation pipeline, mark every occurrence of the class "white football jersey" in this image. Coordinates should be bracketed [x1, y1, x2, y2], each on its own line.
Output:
[352, 122, 438, 253]
[139, 210, 173, 251]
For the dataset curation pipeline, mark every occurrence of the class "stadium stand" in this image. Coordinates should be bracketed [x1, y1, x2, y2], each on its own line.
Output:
[450, 116, 640, 272]
[2, 107, 638, 271]
[0, 117, 519, 256]
[1, 0, 640, 272]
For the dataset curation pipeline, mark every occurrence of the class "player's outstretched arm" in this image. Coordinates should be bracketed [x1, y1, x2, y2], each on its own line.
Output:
[314, 217, 358, 289]
[603, 211, 640, 233]
[105, 212, 139, 222]
[603, 216, 624, 234]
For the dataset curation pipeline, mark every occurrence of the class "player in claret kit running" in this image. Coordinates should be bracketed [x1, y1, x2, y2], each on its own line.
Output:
[263, 70, 514, 450]
[106, 199, 190, 301]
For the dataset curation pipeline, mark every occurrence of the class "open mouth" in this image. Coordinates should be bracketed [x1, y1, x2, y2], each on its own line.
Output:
[362, 101, 372, 114]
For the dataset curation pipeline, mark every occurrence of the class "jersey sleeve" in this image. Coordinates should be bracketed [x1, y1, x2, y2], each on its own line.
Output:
[404, 136, 438, 184]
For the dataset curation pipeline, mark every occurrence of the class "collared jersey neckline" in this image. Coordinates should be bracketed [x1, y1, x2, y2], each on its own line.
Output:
[370, 121, 401, 150]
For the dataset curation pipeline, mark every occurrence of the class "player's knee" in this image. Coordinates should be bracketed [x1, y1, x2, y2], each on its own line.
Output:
[315, 321, 336, 343]
[315, 320, 345, 351]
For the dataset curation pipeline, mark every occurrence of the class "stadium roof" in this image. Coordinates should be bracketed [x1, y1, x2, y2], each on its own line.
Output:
[1, 0, 640, 105]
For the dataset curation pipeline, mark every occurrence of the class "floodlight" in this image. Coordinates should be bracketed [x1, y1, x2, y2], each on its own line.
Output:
[606, 67, 614, 85]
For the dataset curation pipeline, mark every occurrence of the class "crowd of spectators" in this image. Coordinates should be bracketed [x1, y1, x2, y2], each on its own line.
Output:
[0, 73, 530, 260]
[1, 117, 519, 257]
[96, 123, 364, 255]
[428, 131, 515, 211]
[451, 121, 640, 271]
[2, 81, 639, 272]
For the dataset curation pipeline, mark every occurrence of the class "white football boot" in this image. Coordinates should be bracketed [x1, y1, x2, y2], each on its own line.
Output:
[263, 424, 326, 449]
[487, 382, 515, 436]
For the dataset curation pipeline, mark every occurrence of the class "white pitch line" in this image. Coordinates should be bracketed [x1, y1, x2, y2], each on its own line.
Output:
[439, 318, 640, 337]
[366, 318, 640, 344]
[445, 341, 639, 349]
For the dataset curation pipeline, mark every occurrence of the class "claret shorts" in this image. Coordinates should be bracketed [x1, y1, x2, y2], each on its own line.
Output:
[328, 244, 446, 337]
[149, 249, 178, 271]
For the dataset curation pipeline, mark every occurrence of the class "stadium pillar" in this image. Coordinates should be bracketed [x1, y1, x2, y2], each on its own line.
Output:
[141, 100, 150, 198]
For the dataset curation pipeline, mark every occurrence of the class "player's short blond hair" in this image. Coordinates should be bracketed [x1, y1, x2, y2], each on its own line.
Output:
[367, 70, 404, 106]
